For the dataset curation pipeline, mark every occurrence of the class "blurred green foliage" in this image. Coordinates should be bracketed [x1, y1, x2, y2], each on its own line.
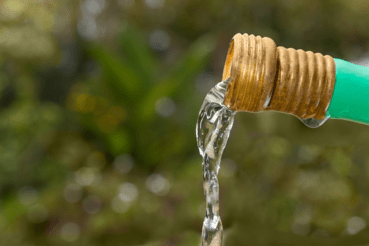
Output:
[0, 0, 369, 245]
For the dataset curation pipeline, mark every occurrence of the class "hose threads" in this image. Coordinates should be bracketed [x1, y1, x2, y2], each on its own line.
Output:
[222, 33, 336, 119]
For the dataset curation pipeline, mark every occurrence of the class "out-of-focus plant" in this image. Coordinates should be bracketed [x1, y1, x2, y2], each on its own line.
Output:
[0, 0, 369, 245]
[85, 24, 215, 163]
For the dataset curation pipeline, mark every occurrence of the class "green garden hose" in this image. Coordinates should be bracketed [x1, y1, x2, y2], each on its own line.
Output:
[222, 33, 369, 127]
[327, 59, 369, 124]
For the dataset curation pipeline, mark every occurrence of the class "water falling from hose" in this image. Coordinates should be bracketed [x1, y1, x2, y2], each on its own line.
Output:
[196, 79, 236, 246]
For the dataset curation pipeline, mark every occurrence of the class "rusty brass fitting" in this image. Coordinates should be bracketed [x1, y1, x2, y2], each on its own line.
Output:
[222, 33, 336, 119]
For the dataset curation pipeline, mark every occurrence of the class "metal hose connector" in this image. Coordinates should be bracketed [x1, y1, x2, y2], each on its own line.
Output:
[222, 33, 336, 119]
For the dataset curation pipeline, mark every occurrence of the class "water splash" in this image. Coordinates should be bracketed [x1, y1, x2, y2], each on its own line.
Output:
[196, 79, 236, 246]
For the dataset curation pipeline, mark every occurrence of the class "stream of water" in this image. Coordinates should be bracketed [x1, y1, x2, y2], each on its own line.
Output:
[196, 79, 236, 246]
[195, 74, 330, 245]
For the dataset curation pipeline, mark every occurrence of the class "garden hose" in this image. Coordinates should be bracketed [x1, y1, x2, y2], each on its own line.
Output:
[222, 33, 369, 125]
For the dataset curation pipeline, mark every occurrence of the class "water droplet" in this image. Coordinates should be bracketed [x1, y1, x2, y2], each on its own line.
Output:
[299, 116, 329, 128]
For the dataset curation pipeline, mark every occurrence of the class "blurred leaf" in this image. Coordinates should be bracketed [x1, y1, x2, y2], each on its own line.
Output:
[120, 24, 157, 85]
[107, 127, 131, 155]
[1, 197, 27, 226]
[138, 34, 216, 122]
[87, 44, 142, 102]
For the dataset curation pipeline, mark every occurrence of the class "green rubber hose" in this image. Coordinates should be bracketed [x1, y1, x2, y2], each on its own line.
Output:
[326, 59, 369, 124]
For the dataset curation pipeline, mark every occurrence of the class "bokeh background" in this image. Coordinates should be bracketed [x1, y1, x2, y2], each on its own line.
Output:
[0, 0, 369, 245]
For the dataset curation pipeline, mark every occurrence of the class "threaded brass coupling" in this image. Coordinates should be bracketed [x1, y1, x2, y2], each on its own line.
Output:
[222, 33, 336, 119]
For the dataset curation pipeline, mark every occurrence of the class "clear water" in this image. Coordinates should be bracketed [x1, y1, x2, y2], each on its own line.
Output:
[195, 78, 327, 246]
[196, 79, 236, 246]
[299, 117, 329, 128]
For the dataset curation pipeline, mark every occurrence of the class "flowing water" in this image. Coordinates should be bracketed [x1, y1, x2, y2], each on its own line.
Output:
[195, 76, 329, 245]
[196, 79, 236, 246]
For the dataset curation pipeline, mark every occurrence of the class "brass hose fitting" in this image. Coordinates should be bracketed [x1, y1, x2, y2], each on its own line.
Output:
[222, 33, 336, 119]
